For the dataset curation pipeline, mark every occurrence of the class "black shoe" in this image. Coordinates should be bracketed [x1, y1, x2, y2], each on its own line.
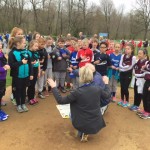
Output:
[60, 87, 66, 93]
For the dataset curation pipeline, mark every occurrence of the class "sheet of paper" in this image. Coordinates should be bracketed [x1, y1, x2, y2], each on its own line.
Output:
[56, 104, 70, 119]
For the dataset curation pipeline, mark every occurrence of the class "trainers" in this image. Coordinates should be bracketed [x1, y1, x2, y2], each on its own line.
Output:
[117, 101, 123, 106]
[129, 105, 140, 111]
[111, 97, 116, 103]
[17, 105, 24, 113]
[139, 112, 150, 119]
[122, 102, 130, 108]
[11, 98, 17, 106]
[29, 99, 36, 105]
[60, 87, 67, 93]
[0, 115, 7, 121]
[137, 110, 145, 116]
[81, 133, 89, 142]
[21, 104, 29, 112]
[38, 92, 45, 99]
[0, 110, 9, 117]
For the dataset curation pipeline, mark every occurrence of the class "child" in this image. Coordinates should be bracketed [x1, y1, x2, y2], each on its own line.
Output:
[77, 39, 93, 68]
[8, 36, 33, 113]
[27, 40, 40, 105]
[129, 49, 148, 111]
[52, 38, 70, 93]
[137, 59, 150, 119]
[69, 43, 79, 89]
[0, 44, 10, 121]
[43, 37, 54, 94]
[108, 43, 121, 102]
[94, 42, 111, 76]
[37, 38, 48, 99]
[118, 44, 136, 107]
[9, 27, 24, 106]
[106, 41, 114, 55]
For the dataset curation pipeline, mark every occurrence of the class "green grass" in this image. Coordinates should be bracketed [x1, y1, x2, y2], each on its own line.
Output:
[6, 70, 12, 87]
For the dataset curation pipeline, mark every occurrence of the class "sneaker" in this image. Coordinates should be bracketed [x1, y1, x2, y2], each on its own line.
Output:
[137, 110, 145, 116]
[33, 99, 38, 103]
[29, 99, 36, 105]
[81, 133, 89, 142]
[112, 97, 117, 103]
[117, 101, 123, 106]
[0, 115, 7, 121]
[38, 92, 45, 99]
[60, 87, 67, 93]
[21, 104, 29, 112]
[17, 105, 24, 113]
[129, 105, 140, 111]
[0, 110, 9, 117]
[122, 102, 130, 108]
[11, 98, 17, 106]
[139, 113, 150, 119]
[101, 105, 108, 115]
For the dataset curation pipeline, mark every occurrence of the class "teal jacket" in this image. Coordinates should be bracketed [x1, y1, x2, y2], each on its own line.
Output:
[8, 48, 33, 78]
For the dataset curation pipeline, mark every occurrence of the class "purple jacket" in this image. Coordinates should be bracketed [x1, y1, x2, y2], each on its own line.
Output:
[0, 52, 7, 80]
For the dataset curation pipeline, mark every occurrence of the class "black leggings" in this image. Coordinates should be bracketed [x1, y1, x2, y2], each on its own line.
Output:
[0, 80, 6, 109]
[143, 80, 150, 113]
[27, 67, 38, 101]
[15, 77, 29, 106]
[120, 70, 132, 102]
[134, 79, 143, 106]
[12, 77, 17, 99]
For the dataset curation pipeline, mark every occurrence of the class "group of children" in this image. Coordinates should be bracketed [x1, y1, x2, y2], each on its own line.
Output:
[0, 27, 150, 121]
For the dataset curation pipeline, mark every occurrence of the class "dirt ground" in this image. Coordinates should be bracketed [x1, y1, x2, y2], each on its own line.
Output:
[0, 86, 150, 150]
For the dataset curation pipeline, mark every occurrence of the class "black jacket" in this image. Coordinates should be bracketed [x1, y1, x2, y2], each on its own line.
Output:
[52, 83, 111, 134]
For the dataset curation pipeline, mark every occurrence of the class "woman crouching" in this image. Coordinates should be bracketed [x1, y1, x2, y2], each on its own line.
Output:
[47, 65, 111, 142]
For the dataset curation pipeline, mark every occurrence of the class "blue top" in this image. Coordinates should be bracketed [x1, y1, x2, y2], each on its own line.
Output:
[110, 53, 121, 75]
[70, 51, 78, 67]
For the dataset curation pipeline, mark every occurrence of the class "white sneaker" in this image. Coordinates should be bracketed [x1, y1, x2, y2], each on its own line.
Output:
[17, 105, 24, 113]
[21, 104, 29, 112]
[101, 105, 108, 115]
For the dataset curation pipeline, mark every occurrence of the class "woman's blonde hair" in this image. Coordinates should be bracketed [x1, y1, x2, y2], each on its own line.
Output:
[79, 65, 93, 84]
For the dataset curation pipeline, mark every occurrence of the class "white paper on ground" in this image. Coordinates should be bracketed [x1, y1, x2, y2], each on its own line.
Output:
[56, 104, 70, 119]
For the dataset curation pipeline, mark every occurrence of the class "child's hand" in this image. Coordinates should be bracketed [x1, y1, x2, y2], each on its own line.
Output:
[148, 87, 150, 91]
[111, 66, 116, 69]
[32, 60, 36, 64]
[30, 76, 34, 80]
[70, 65, 73, 68]
[57, 57, 62, 60]
[62, 54, 67, 58]
[42, 71, 45, 75]
[3, 65, 10, 70]
[94, 60, 100, 65]
[102, 76, 109, 84]
[48, 55, 51, 59]
[81, 55, 86, 60]
[73, 66, 77, 70]
[67, 67, 73, 73]
[142, 65, 146, 70]
[22, 58, 28, 64]
[40, 59, 44, 63]
[38, 72, 41, 78]
[47, 78, 56, 88]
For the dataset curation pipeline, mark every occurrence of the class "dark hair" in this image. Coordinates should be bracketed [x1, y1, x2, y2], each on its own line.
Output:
[57, 37, 65, 43]
[125, 43, 135, 56]
[100, 42, 108, 48]
[32, 32, 40, 40]
[139, 49, 149, 60]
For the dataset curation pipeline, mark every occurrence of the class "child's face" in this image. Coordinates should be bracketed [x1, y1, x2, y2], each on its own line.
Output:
[138, 50, 145, 59]
[65, 40, 71, 46]
[100, 44, 107, 53]
[109, 42, 115, 49]
[125, 46, 132, 55]
[78, 40, 82, 48]
[17, 38, 26, 49]
[58, 42, 65, 48]
[15, 30, 23, 37]
[114, 44, 120, 53]
[46, 40, 53, 47]
[82, 43, 88, 49]
[39, 42, 45, 49]
[35, 34, 41, 40]
[92, 42, 98, 48]
[31, 43, 39, 51]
